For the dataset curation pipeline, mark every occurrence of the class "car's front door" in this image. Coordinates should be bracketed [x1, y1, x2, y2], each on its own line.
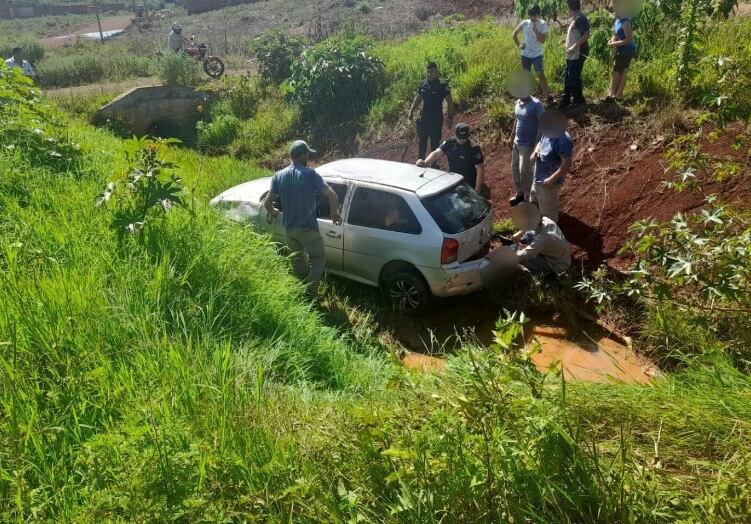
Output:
[316, 181, 349, 271]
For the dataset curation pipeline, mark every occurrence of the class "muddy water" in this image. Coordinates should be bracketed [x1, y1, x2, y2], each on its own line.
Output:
[393, 295, 656, 383]
[528, 325, 655, 383]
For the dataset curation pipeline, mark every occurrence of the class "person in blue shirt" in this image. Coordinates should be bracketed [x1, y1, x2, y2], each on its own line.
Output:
[263, 140, 341, 296]
[508, 90, 545, 206]
[606, 1, 637, 102]
[531, 110, 573, 223]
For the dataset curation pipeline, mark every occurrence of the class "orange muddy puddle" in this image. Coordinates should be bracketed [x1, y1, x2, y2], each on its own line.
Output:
[528, 325, 655, 383]
[401, 352, 446, 372]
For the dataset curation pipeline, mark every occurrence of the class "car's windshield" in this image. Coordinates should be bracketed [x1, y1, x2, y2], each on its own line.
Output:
[421, 183, 491, 234]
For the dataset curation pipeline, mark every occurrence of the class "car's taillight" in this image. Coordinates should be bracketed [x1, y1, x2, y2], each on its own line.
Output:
[441, 238, 459, 265]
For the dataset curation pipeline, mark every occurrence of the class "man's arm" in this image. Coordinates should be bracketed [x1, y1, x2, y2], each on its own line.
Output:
[263, 190, 280, 219]
[512, 22, 524, 48]
[530, 141, 542, 160]
[609, 21, 633, 47]
[531, 22, 547, 43]
[475, 163, 485, 192]
[408, 93, 422, 120]
[323, 186, 342, 225]
[445, 93, 455, 129]
[416, 147, 446, 166]
[507, 118, 517, 146]
[542, 156, 572, 187]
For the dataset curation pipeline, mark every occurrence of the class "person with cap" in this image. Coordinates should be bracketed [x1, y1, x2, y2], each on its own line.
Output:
[509, 201, 571, 276]
[560, 0, 591, 107]
[263, 140, 342, 297]
[408, 62, 455, 161]
[168, 22, 191, 53]
[530, 110, 573, 222]
[416, 123, 485, 193]
[512, 5, 550, 101]
[507, 72, 545, 207]
[4, 47, 35, 78]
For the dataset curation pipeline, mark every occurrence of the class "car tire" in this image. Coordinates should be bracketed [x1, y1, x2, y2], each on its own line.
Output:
[384, 270, 430, 316]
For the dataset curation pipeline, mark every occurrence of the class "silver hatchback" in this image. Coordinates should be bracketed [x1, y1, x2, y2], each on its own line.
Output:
[210, 158, 494, 314]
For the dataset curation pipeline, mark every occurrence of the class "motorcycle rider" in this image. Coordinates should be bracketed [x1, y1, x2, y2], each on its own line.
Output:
[168, 22, 192, 53]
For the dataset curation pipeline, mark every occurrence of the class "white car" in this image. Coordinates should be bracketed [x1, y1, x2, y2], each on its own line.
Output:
[210, 158, 494, 314]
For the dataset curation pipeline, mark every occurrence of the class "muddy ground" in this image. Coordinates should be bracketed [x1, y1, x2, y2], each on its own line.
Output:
[368, 109, 751, 270]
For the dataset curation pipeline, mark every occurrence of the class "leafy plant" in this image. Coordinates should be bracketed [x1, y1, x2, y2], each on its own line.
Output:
[249, 31, 305, 85]
[96, 137, 188, 238]
[285, 31, 386, 145]
[513, 0, 568, 21]
[159, 52, 200, 87]
[0, 67, 80, 169]
[196, 114, 241, 154]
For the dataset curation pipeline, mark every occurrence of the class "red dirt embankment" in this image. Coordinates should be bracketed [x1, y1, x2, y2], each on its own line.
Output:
[370, 111, 751, 269]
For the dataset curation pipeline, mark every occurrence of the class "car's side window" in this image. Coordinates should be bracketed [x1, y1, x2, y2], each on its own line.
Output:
[317, 182, 347, 219]
[348, 187, 422, 235]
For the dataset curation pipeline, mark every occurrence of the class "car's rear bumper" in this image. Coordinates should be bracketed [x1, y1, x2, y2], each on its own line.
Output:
[419, 258, 491, 297]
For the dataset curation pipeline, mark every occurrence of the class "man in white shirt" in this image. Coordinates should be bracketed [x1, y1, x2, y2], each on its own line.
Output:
[168, 22, 191, 53]
[4, 47, 35, 78]
[512, 5, 550, 100]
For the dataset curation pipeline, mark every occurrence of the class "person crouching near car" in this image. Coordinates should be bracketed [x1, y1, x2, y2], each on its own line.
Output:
[530, 109, 573, 223]
[511, 201, 571, 276]
[263, 140, 342, 297]
[416, 123, 486, 195]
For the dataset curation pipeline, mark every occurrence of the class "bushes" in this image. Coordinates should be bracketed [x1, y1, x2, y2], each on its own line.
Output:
[249, 31, 305, 85]
[37, 52, 156, 88]
[0, 68, 81, 170]
[196, 114, 242, 153]
[286, 31, 386, 143]
[158, 52, 200, 86]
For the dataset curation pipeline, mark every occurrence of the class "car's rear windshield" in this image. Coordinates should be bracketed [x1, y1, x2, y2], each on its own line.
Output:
[421, 183, 491, 234]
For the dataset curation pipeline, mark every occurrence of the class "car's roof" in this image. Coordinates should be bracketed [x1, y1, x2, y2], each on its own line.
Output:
[318, 158, 462, 195]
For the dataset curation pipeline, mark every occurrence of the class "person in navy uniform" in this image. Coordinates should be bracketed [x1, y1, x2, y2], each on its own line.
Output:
[408, 62, 455, 161]
[417, 123, 486, 193]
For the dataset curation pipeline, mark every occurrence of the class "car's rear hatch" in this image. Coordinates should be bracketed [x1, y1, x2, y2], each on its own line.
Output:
[420, 182, 494, 263]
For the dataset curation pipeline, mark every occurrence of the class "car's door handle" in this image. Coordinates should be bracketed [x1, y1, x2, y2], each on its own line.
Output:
[326, 231, 341, 239]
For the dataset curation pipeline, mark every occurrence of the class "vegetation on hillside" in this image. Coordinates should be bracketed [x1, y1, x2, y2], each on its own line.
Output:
[2, 35, 751, 520]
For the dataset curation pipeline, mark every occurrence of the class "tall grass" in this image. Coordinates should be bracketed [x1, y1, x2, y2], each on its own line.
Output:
[37, 51, 157, 88]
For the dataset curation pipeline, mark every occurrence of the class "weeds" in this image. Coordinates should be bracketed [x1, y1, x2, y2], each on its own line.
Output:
[158, 52, 200, 87]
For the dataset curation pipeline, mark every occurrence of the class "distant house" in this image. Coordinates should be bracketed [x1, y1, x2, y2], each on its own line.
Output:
[0, 0, 11, 20]
[183, 0, 255, 15]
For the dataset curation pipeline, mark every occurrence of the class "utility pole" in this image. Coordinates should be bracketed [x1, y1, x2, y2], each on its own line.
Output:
[93, 1, 105, 44]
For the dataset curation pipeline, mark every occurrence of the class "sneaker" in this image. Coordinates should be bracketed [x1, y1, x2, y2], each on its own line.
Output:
[558, 97, 572, 108]
[508, 194, 525, 207]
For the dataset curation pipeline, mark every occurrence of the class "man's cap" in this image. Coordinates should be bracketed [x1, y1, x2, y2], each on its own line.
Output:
[11, 46, 22, 54]
[290, 140, 316, 157]
[539, 109, 568, 137]
[455, 123, 470, 139]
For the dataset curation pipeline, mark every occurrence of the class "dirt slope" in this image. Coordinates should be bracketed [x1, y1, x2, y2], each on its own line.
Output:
[367, 111, 751, 269]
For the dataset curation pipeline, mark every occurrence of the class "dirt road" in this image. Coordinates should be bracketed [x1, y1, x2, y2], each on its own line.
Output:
[41, 15, 133, 48]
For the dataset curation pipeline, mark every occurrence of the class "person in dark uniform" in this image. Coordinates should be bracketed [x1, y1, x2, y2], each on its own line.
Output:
[416, 123, 485, 193]
[408, 62, 455, 161]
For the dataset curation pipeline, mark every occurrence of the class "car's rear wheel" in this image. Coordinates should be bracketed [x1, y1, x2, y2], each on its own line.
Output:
[384, 270, 429, 316]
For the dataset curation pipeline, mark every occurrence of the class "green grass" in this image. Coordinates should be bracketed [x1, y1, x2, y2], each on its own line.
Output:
[2, 17, 751, 521]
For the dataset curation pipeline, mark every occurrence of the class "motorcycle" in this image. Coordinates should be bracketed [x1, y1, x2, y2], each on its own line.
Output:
[184, 37, 225, 79]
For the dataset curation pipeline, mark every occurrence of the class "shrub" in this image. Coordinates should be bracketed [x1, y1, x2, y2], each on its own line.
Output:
[232, 93, 300, 165]
[249, 31, 305, 85]
[0, 37, 44, 65]
[0, 68, 80, 169]
[159, 52, 200, 87]
[36, 52, 156, 88]
[222, 74, 263, 119]
[196, 114, 242, 153]
[286, 31, 386, 144]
